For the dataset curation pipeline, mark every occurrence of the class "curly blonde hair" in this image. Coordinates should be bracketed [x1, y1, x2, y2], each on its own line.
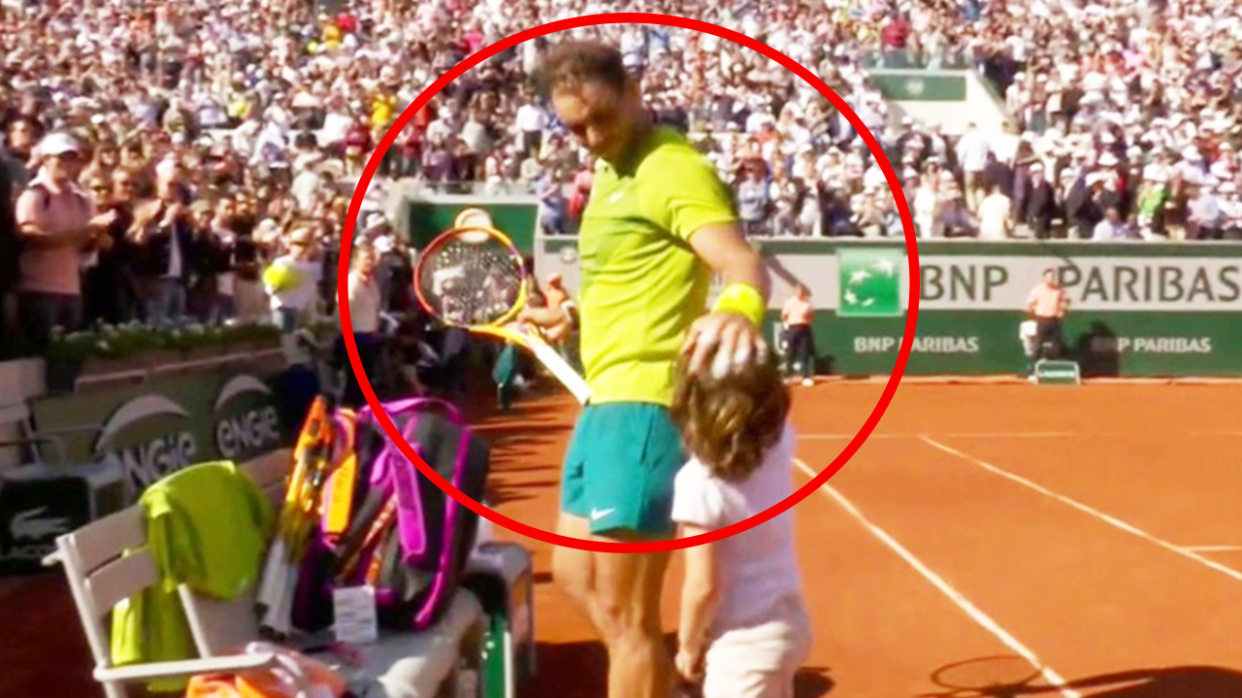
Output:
[670, 350, 791, 484]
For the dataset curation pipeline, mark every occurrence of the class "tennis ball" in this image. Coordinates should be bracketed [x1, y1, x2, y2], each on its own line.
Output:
[263, 263, 298, 292]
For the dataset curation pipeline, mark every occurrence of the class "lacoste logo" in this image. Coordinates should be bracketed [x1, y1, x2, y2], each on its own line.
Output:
[10, 508, 72, 541]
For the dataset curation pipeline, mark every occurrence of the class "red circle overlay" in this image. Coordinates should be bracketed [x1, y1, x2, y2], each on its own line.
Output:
[337, 12, 920, 554]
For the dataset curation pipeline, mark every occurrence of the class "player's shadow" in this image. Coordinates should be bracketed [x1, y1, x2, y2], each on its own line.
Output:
[795, 666, 835, 696]
[924, 659, 1242, 697]
[485, 478, 561, 506]
[531, 638, 834, 698]
[528, 639, 609, 698]
[1056, 667, 1242, 696]
[1074, 321, 1122, 378]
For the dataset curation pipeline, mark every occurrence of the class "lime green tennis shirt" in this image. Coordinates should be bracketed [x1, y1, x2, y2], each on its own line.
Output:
[110, 461, 272, 691]
[577, 126, 739, 406]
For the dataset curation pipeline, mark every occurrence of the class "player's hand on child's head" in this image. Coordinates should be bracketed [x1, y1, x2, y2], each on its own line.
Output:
[683, 311, 769, 379]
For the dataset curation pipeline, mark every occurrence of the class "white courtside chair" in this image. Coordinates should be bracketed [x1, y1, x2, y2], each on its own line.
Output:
[50, 449, 488, 698]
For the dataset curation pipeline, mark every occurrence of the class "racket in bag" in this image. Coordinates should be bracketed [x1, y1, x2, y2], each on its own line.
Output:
[290, 397, 491, 634]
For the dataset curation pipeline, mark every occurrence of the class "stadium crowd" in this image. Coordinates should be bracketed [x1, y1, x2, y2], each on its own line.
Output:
[1, 0, 1241, 358]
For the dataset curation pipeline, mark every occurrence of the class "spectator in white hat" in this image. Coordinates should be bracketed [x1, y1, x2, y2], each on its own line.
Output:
[15, 133, 117, 351]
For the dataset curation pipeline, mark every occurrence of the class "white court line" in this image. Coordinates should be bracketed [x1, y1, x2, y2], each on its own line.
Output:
[1182, 546, 1242, 553]
[794, 458, 1082, 698]
[920, 436, 1242, 585]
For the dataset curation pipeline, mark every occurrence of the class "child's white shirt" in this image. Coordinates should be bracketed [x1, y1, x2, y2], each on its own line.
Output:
[671, 423, 804, 640]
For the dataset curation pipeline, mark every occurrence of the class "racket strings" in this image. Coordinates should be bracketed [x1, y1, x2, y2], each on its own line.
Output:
[419, 235, 525, 326]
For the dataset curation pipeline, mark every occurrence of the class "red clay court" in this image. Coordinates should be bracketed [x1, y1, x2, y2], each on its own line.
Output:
[480, 380, 1242, 698]
[5, 380, 1242, 697]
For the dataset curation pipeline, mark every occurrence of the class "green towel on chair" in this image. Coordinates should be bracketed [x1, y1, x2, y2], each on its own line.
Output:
[110, 461, 273, 691]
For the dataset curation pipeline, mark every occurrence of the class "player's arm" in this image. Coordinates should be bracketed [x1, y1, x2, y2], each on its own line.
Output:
[647, 146, 774, 373]
[688, 223, 771, 301]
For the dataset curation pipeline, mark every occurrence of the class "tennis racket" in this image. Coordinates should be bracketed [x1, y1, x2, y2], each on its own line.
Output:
[257, 396, 336, 636]
[413, 223, 592, 405]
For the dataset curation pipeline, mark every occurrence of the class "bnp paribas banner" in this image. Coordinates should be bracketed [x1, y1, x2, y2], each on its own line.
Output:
[536, 236, 1242, 377]
[30, 369, 295, 496]
[755, 240, 1242, 377]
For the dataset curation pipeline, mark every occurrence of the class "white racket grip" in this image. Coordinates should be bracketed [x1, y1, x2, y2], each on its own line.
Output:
[524, 334, 591, 404]
[259, 563, 286, 631]
[261, 562, 297, 636]
[256, 539, 288, 611]
[274, 564, 300, 635]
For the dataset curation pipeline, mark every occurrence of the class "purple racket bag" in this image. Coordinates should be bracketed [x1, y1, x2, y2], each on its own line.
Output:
[291, 397, 491, 634]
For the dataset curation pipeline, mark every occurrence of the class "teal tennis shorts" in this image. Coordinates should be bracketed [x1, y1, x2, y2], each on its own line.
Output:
[561, 402, 687, 538]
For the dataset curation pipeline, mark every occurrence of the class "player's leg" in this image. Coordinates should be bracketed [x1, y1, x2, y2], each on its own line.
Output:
[592, 540, 673, 698]
[579, 403, 686, 698]
[551, 512, 602, 626]
[554, 413, 599, 622]
[556, 402, 670, 690]
[551, 506, 670, 692]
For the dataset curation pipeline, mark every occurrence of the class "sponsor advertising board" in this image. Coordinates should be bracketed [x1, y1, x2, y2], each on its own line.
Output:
[537, 238, 1242, 377]
[29, 370, 290, 495]
[0, 459, 126, 573]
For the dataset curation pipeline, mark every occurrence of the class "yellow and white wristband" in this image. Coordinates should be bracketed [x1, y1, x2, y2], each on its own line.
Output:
[706, 282, 770, 378]
[711, 282, 766, 328]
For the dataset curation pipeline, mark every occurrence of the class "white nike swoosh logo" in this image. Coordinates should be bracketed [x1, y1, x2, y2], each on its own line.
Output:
[590, 508, 616, 521]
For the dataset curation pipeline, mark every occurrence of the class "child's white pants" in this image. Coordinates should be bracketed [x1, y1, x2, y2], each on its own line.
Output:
[702, 596, 813, 698]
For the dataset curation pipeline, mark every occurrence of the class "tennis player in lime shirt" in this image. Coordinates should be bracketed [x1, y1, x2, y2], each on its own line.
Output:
[519, 41, 772, 698]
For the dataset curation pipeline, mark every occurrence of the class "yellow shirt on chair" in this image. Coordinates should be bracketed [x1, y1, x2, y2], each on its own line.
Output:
[110, 461, 272, 691]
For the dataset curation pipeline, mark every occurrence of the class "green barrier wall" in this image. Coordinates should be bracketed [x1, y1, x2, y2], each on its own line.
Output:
[403, 196, 540, 254]
[29, 368, 291, 493]
[870, 72, 967, 101]
[536, 238, 1242, 379]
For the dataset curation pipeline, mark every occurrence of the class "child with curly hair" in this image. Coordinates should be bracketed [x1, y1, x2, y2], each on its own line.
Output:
[669, 350, 813, 698]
